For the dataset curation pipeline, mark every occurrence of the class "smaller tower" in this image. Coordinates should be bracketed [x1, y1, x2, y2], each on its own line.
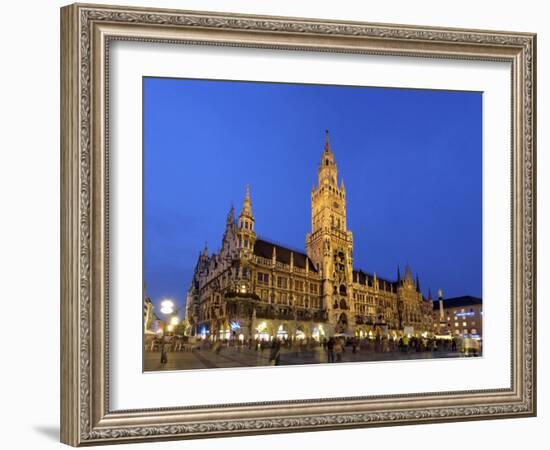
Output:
[226, 204, 235, 227]
[223, 204, 236, 243]
[201, 244, 209, 260]
[237, 185, 256, 258]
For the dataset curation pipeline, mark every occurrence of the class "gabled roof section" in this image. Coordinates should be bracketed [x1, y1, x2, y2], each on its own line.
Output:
[352, 269, 398, 291]
[253, 238, 318, 272]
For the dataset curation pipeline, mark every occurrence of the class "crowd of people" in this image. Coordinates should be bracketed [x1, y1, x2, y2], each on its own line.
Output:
[148, 333, 481, 367]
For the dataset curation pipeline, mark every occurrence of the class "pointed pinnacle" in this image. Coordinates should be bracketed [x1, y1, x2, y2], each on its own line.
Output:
[324, 129, 331, 152]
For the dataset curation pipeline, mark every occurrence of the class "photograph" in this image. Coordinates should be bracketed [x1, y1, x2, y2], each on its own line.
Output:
[142, 78, 483, 371]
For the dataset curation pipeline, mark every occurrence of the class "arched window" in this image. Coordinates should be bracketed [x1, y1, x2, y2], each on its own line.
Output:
[325, 159, 329, 166]
[339, 284, 347, 295]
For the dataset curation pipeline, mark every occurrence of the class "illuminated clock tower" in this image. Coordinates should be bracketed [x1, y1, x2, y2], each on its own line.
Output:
[306, 131, 355, 334]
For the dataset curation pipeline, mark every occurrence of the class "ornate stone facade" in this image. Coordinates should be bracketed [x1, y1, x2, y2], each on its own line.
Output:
[186, 132, 434, 341]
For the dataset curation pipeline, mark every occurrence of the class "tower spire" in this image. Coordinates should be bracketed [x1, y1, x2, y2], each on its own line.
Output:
[324, 129, 331, 153]
[240, 184, 253, 218]
[318, 130, 337, 182]
[405, 265, 413, 282]
[416, 274, 421, 293]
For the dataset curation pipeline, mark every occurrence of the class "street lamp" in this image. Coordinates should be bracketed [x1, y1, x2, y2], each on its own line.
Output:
[159, 299, 182, 337]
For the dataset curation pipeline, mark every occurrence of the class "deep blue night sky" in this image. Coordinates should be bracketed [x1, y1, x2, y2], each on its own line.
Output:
[143, 77, 482, 317]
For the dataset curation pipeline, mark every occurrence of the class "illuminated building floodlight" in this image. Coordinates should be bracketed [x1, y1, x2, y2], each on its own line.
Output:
[170, 317, 179, 326]
[160, 299, 175, 315]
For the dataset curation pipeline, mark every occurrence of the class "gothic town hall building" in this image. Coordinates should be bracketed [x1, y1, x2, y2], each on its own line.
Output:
[185, 132, 435, 341]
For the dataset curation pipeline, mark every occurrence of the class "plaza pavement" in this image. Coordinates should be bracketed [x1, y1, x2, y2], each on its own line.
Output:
[143, 345, 468, 372]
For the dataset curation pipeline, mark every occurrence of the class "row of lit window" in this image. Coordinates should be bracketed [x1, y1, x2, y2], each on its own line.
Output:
[453, 329, 478, 335]
[260, 290, 320, 308]
[353, 293, 392, 306]
[257, 272, 319, 294]
[355, 304, 376, 315]
[453, 321, 476, 327]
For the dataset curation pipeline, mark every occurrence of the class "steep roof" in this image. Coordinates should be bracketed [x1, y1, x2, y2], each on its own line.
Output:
[352, 269, 398, 292]
[432, 295, 482, 310]
[253, 238, 318, 272]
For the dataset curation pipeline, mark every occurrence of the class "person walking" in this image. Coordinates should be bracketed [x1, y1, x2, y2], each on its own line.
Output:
[403, 334, 410, 353]
[334, 338, 343, 362]
[160, 340, 168, 366]
[327, 337, 335, 363]
[269, 339, 281, 366]
[352, 337, 358, 354]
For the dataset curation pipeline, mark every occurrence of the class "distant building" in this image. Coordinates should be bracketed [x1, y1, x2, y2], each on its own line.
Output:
[185, 132, 436, 341]
[432, 295, 482, 338]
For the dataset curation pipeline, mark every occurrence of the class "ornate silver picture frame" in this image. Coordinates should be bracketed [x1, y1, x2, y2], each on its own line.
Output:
[60, 3, 536, 446]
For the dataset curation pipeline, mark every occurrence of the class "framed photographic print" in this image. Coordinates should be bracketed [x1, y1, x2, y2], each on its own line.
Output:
[60, 3, 536, 446]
